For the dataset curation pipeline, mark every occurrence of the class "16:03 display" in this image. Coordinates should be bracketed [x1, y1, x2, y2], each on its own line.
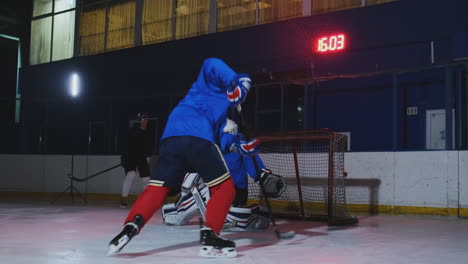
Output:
[316, 34, 345, 52]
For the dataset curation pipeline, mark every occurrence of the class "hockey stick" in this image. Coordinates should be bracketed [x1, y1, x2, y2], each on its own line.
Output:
[190, 175, 207, 222]
[253, 157, 295, 239]
[70, 163, 121, 182]
[236, 105, 295, 239]
[177, 173, 208, 222]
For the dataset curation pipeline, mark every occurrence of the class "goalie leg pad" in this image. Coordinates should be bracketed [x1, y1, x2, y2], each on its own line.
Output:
[182, 173, 200, 190]
[162, 184, 210, 225]
[162, 201, 199, 225]
[224, 205, 270, 230]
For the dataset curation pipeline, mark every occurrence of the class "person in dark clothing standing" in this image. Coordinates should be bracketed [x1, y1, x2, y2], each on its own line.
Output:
[120, 112, 152, 208]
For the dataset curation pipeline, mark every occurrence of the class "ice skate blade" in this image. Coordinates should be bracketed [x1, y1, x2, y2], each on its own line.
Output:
[107, 235, 129, 256]
[222, 227, 249, 232]
[199, 246, 237, 258]
[277, 230, 296, 239]
[107, 245, 119, 256]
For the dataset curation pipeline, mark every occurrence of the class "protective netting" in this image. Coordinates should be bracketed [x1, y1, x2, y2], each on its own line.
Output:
[247, 129, 357, 226]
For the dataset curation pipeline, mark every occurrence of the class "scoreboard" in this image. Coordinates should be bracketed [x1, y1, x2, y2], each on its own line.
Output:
[315, 34, 346, 53]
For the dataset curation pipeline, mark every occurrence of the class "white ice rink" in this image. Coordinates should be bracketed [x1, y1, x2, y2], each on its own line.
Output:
[1, 198, 468, 264]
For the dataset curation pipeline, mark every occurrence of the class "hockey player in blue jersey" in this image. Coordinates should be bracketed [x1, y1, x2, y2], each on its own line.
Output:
[108, 58, 260, 258]
[162, 118, 278, 230]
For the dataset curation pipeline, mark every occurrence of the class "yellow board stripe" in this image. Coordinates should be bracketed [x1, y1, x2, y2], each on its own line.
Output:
[206, 172, 230, 187]
[244, 200, 468, 218]
[148, 180, 164, 187]
[1, 191, 467, 218]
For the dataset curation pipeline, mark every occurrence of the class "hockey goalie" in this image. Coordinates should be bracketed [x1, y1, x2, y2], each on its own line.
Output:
[162, 118, 287, 231]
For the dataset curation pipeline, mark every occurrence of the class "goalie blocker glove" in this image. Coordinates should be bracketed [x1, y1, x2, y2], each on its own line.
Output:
[256, 169, 287, 198]
[226, 74, 251, 106]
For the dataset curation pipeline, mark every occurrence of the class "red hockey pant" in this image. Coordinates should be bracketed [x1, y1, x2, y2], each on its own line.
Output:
[125, 178, 235, 234]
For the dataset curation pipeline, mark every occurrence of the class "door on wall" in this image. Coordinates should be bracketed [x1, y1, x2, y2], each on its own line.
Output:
[0, 36, 19, 123]
[88, 121, 106, 154]
[425, 109, 454, 149]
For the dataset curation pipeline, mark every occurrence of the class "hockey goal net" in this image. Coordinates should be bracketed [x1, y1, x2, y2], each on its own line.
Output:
[247, 129, 358, 226]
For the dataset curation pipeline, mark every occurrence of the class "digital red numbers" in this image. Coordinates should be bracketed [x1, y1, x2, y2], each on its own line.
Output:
[316, 34, 346, 53]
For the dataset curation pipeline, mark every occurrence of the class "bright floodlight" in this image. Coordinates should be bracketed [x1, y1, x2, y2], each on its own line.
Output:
[69, 73, 80, 97]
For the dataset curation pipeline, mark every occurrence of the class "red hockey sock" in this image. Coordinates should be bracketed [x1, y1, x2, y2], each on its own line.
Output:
[204, 178, 236, 234]
[124, 185, 170, 229]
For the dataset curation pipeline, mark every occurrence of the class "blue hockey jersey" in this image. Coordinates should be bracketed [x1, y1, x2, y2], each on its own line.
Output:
[224, 152, 265, 189]
[161, 58, 237, 143]
[218, 128, 266, 189]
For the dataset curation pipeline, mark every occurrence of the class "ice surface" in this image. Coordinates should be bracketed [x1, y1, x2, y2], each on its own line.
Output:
[1, 198, 468, 264]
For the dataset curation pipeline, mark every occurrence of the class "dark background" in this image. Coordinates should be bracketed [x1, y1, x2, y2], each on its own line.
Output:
[1, 0, 468, 154]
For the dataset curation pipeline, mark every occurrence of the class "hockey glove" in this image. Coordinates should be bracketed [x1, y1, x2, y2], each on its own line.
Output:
[227, 74, 251, 106]
[229, 137, 261, 156]
[255, 168, 272, 183]
[257, 170, 287, 198]
[239, 138, 261, 156]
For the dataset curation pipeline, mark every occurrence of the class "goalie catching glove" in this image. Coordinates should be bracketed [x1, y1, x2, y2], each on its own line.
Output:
[255, 169, 286, 198]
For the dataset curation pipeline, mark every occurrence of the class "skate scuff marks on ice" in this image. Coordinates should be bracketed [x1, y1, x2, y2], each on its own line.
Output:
[3, 203, 468, 264]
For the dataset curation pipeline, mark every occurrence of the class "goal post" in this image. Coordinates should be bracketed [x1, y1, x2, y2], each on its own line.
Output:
[247, 129, 358, 226]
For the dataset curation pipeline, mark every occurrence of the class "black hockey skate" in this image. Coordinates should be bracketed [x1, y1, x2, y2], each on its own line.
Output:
[199, 227, 237, 258]
[107, 215, 144, 256]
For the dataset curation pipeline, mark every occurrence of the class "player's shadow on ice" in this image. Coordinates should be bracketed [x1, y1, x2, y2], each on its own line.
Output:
[115, 220, 355, 257]
[224, 220, 330, 254]
[115, 240, 200, 258]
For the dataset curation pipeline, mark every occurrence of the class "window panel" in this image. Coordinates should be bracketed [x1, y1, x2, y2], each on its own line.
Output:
[312, 0, 362, 15]
[33, 0, 53, 17]
[142, 0, 174, 45]
[107, 1, 136, 51]
[52, 11, 76, 61]
[55, 0, 76, 12]
[79, 4, 106, 55]
[217, 0, 256, 32]
[175, 0, 210, 40]
[32, 0, 400, 62]
[30, 17, 52, 65]
[366, 0, 398, 6]
[259, 0, 303, 25]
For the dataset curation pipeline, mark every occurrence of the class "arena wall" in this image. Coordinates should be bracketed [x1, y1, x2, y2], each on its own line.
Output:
[1, 152, 467, 217]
